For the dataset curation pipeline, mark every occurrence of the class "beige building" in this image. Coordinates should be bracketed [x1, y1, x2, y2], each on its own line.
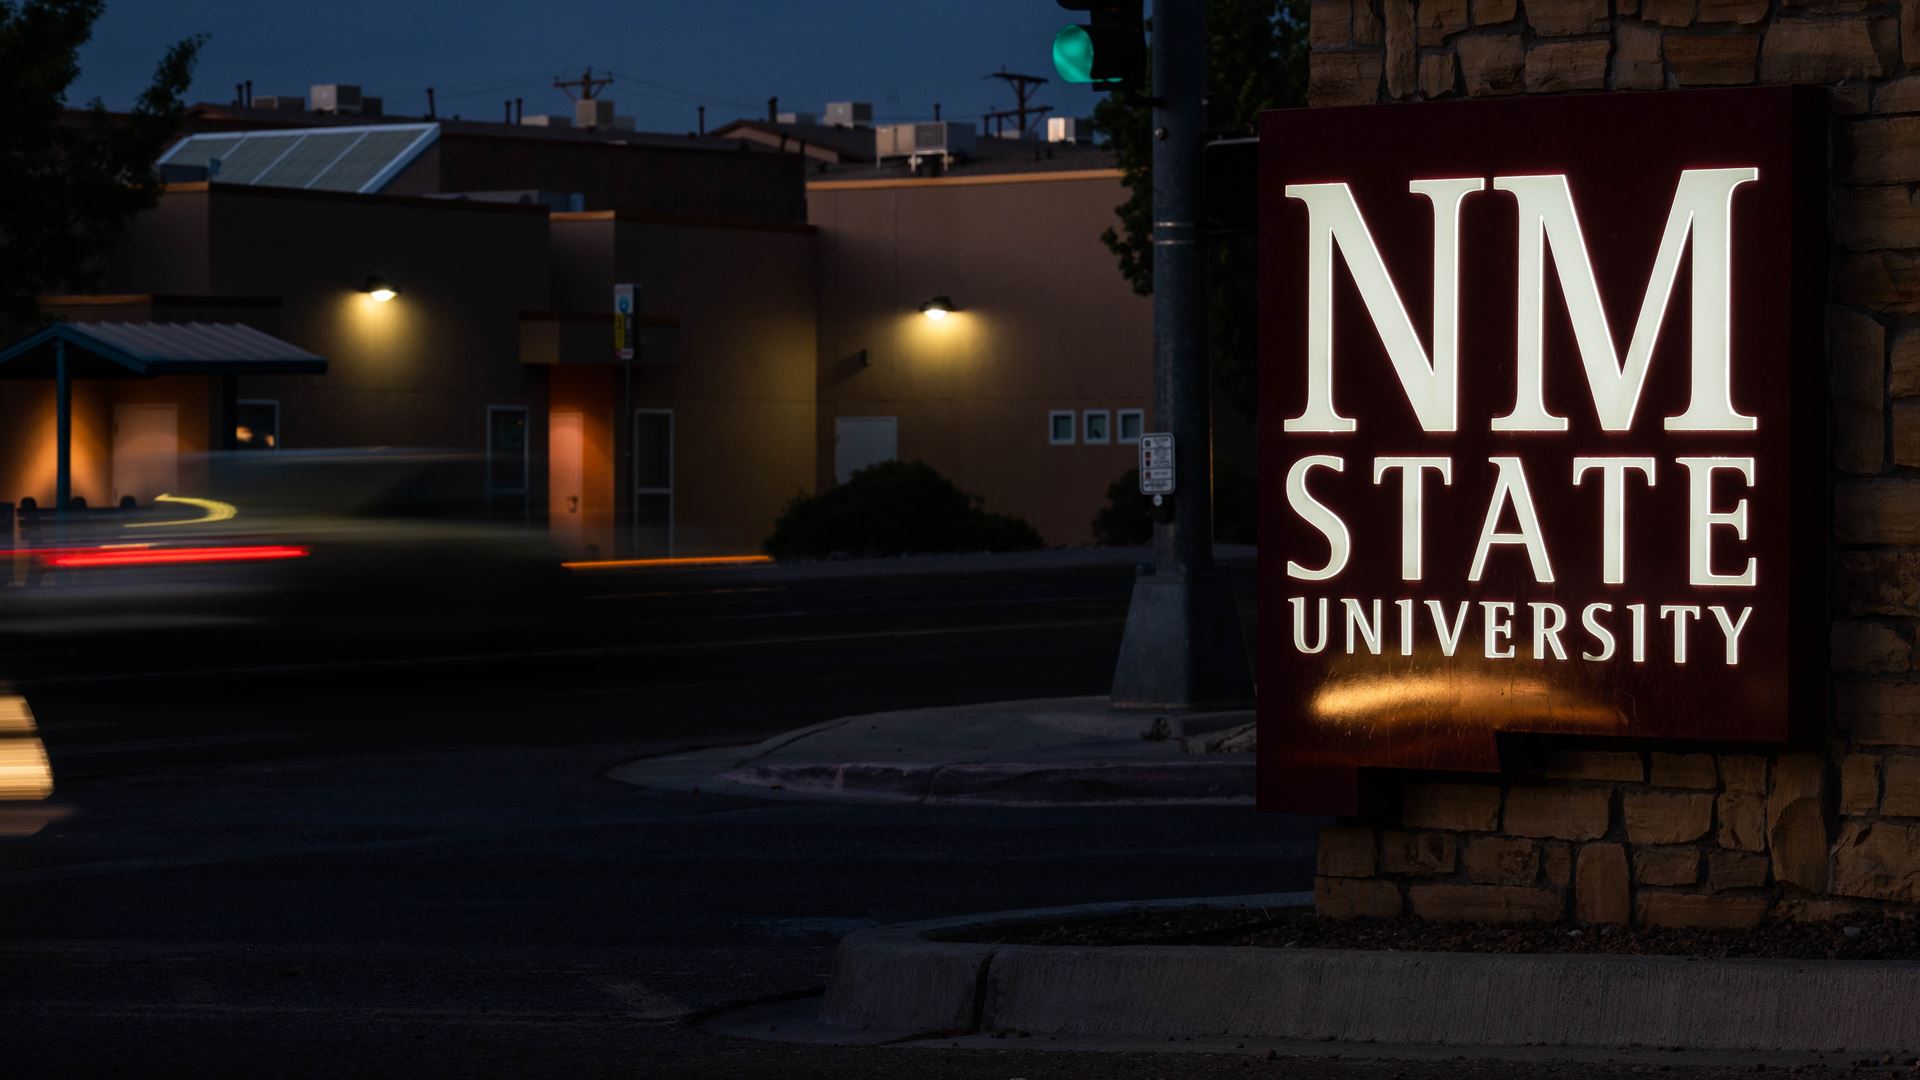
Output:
[1, 111, 1150, 554]
[810, 150, 1153, 544]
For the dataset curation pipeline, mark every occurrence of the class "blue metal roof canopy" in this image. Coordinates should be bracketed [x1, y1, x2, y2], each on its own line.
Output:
[0, 321, 327, 517]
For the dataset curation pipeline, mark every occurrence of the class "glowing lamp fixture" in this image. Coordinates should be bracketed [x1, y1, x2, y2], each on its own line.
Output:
[918, 295, 956, 321]
[363, 275, 399, 303]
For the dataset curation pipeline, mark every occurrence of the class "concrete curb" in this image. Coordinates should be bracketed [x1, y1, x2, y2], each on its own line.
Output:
[721, 760, 1255, 806]
[820, 894, 1920, 1055]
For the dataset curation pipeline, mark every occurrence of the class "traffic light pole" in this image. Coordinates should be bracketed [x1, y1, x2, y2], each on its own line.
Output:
[1109, 0, 1254, 710]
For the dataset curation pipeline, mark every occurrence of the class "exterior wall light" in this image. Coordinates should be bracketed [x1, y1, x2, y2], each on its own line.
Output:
[918, 295, 956, 321]
[364, 276, 399, 303]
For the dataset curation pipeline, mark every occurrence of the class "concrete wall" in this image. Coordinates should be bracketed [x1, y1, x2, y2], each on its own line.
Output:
[1307, 0, 1920, 928]
[809, 171, 1152, 546]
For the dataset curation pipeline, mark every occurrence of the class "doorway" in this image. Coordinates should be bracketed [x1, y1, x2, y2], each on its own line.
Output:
[549, 410, 584, 541]
[632, 409, 672, 557]
[111, 403, 179, 507]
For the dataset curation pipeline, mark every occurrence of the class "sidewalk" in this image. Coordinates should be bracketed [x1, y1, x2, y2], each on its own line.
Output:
[607, 696, 1255, 806]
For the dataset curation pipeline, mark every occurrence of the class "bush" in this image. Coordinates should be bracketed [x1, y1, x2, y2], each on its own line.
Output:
[765, 460, 1044, 559]
[1091, 469, 1153, 546]
[1089, 462, 1257, 546]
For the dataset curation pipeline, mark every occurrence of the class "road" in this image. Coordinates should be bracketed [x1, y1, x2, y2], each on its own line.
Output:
[0, 555, 1819, 1077]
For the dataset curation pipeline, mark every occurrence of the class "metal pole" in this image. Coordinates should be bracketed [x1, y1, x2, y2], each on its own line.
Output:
[1108, 0, 1253, 710]
[624, 288, 637, 555]
[55, 339, 71, 522]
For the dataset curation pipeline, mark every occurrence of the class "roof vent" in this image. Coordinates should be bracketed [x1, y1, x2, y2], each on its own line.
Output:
[1046, 116, 1095, 144]
[311, 84, 363, 115]
[575, 98, 614, 129]
[823, 101, 874, 128]
[876, 121, 975, 163]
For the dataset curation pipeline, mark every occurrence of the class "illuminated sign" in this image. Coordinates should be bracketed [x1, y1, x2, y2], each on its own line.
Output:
[1257, 89, 1828, 816]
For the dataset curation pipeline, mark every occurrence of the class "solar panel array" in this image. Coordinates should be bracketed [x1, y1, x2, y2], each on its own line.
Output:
[159, 124, 438, 194]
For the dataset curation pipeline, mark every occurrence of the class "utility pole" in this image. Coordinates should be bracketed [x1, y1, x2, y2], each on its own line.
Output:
[986, 68, 1051, 136]
[983, 103, 1053, 138]
[1108, 0, 1254, 710]
[553, 67, 613, 101]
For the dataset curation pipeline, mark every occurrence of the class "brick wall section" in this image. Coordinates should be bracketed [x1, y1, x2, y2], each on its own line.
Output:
[1307, 0, 1920, 926]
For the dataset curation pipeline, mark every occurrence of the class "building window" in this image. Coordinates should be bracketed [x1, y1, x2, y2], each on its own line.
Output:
[1049, 410, 1076, 445]
[486, 405, 530, 523]
[1084, 409, 1111, 445]
[235, 400, 279, 450]
[1118, 409, 1145, 444]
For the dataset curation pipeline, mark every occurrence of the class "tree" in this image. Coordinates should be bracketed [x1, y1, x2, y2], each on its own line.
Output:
[0, 0, 203, 322]
[1091, 0, 1309, 420]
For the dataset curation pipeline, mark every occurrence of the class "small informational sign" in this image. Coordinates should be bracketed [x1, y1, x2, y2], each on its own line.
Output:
[614, 283, 636, 361]
[1139, 433, 1175, 495]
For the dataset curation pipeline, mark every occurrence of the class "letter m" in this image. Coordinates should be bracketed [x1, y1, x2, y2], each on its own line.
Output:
[1284, 179, 1485, 434]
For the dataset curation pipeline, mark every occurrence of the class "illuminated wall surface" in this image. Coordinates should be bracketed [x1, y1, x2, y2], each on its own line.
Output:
[1258, 88, 1830, 815]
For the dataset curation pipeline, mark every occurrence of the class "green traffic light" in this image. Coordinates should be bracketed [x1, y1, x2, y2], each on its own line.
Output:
[1052, 24, 1098, 84]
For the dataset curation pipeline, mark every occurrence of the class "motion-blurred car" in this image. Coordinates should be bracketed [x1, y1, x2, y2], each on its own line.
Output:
[0, 449, 579, 665]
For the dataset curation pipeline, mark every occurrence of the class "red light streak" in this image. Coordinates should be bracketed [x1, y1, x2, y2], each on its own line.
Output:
[41, 545, 310, 569]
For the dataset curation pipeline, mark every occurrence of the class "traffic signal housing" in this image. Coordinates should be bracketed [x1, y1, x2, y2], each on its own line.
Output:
[1052, 0, 1145, 86]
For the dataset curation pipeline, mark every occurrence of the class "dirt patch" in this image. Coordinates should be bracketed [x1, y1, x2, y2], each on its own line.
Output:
[952, 907, 1920, 961]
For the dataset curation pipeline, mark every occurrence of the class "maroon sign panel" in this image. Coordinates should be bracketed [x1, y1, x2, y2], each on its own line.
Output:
[1257, 88, 1828, 816]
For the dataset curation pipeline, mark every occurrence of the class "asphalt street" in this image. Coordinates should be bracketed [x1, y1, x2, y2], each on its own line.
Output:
[0, 556, 1851, 1077]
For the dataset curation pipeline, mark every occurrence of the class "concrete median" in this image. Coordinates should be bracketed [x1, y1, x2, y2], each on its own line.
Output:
[819, 894, 1920, 1055]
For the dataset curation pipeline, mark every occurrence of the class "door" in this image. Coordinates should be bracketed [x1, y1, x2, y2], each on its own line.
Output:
[111, 404, 179, 507]
[548, 410, 584, 541]
[834, 416, 897, 484]
[632, 410, 673, 557]
[486, 406, 529, 523]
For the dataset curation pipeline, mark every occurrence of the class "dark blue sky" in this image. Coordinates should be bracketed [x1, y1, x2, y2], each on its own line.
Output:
[72, 1, 1108, 133]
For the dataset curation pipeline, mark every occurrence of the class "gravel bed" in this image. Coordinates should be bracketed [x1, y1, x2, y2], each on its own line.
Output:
[954, 907, 1920, 961]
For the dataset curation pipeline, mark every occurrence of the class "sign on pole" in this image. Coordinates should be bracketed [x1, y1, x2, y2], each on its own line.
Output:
[614, 283, 636, 361]
[1139, 433, 1176, 497]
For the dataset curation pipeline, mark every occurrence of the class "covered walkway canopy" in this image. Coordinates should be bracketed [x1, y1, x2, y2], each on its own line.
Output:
[0, 321, 326, 513]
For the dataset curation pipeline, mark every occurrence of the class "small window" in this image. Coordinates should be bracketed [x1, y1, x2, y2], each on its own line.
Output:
[1083, 409, 1111, 445]
[235, 400, 279, 450]
[1048, 410, 1076, 445]
[1118, 409, 1145, 444]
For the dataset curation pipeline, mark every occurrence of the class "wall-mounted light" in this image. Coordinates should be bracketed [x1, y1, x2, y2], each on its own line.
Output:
[363, 275, 399, 303]
[918, 295, 956, 321]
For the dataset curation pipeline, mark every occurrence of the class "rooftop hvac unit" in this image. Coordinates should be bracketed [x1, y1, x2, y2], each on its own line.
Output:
[776, 111, 817, 125]
[252, 95, 306, 112]
[824, 101, 873, 128]
[575, 98, 615, 129]
[1047, 116, 1095, 144]
[876, 121, 976, 161]
[521, 114, 572, 129]
[310, 84, 363, 114]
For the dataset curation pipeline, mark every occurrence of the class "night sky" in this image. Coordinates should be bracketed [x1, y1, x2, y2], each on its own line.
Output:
[70, 0, 1109, 134]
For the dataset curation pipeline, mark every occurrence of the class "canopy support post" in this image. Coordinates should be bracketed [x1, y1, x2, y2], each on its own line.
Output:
[55, 338, 71, 522]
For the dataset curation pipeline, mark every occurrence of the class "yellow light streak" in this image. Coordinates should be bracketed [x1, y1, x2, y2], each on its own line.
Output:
[562, 554, 774, 571]
[0, 694, 36, 736]
[0, 739, 53, 800]
[125, 493, 238, 529]
[1311, 673, 1624, 730]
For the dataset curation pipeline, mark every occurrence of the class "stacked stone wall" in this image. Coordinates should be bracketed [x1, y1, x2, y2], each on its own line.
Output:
[1307, 0, 1920, 925]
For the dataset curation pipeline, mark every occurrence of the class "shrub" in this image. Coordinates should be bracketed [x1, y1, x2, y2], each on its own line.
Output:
[1090, 462, 1257, 546]
[765, 460, 1043, 559]
[1091, 468, 1153, 546]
